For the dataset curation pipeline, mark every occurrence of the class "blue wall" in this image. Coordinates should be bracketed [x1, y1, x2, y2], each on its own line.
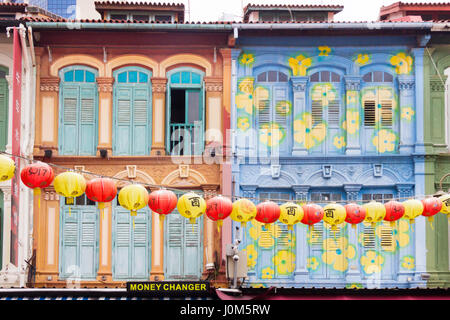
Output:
[231, 35, 427, 288]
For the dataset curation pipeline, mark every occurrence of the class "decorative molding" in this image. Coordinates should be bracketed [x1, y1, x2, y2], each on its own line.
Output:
[430, 79, 445, 92]
[322, 165, 333, 179]
[271, 164, 281, 179]
[151, 77, 168, 93]
[204, 77, 223, 92]
[179, 165, 189, 178]
[373, 164, 383, 177]
[126, 165, 137, 179]
[344, 76, 361, 91]
[398, 75, 415, 91]
[40, 77, 60, 92]
[291, 76, 308, 93]
[96, 77, 114, 93]
[237, 77, 254, 94]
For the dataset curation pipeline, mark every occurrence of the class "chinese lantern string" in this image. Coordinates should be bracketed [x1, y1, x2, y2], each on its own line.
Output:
[0, 151, 447, 206]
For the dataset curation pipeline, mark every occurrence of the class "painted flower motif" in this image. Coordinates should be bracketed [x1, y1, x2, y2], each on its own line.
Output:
[372, 129, 397, 153]
[261, 267, 274, 279]
[390, 52, 413, 75]
[360, 250, 384, 274]
[346, 91, 358, 105]
[259, 122, 286, 148]
[333, 136, 346, 150]
[355, 53, 370, 66]
[307, 256, 320, 271]
[401, 107, 415, 121]
[235, 78, 270, 115]
[294, 113, 327, 150]
[288, 54, 312, 77]
[272, 250, 296, 275]
[311, 83, 337, 108]
[321, 237, 356, 272]
[401, 256, 415, 270]
[240, 53, 255, 66]
[318, 46, 331, 57]
[375, 219, 410, 251]
[245, 244, 258, 269]
[275, 100, 292, 116]
[249, 220, 281, 248]
[342, 110, 360, 135]
[237, 116, 251, 132]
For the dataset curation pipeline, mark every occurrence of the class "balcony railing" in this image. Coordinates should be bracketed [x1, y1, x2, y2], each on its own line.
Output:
[168, 122, 204, 156]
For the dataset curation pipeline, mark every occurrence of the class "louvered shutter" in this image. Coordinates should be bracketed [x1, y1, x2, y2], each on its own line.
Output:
[79, 210, 98, 278]
[0, 80, 7, 151]
[132, 87, 150, 155]
[166, 212, 184, 279]
[60, 207, 98, 279]
[328, 100, 340, 127]
[274, 87, 289, 153]
[60, 208, 79, 278]
[184, 217, 202, 279]
[132, 213, 150, 279]
[364, 100, 376, 127]
[79, 86, 97, 155]
[380, 100, 393, 127]
[113, 210, 131, 278]
[115, 87, 132, 155]
[311, 100, 323, 126]
[61, 86, 79, 155]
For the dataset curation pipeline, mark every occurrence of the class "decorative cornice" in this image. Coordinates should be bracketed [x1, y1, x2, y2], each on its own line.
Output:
[204, 77, 223, 92]
[430, 79, 445, 92]
[291, 76, 309, 93]
[345, 76, 361, 91]
[398, 75, 415, 91]
[151, 77, 168, 93]
[40, 77, 60, 92]
[96, 77, 114, 93]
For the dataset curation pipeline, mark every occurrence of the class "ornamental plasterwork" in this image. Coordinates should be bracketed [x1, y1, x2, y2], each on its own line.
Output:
[40, 77, 60, 92]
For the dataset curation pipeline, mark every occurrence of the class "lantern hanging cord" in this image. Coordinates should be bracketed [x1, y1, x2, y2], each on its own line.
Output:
[1, 151, 448, 205]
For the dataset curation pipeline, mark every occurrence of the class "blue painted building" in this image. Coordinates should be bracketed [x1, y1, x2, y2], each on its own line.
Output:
[231, 5, 433, 288]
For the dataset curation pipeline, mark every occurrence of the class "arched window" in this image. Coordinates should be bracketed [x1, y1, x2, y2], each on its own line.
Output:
[361, 70, 398, 154]
[59, 66, 98, 156]
[308, 70, 343, 154]
[113, 66, 152, 156]
[255, 68, 291, 156]
[166, 67, 205, 156]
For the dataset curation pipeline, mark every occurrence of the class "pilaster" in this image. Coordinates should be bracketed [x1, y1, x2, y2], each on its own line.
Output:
[344, 76, 362, 155]
[37, 77, 60, 156]
[150, 77, 167, 156]
[96, 77, 114, 156]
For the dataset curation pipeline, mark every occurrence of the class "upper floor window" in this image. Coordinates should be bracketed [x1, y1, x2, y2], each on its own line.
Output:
[255, 69, 291, 155]
[167, 68, 205, 156]
[59, 66, 98, 156]
[362, 71, 393, 83]
[308, 71, 343, 154]
[113, 66, 152, 156]
[107, 11, 175, 22]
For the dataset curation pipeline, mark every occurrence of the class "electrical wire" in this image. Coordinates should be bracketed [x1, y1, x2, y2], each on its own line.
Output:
[1, 150, 448, 205]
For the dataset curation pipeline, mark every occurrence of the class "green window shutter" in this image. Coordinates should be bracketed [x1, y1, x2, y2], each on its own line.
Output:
[0, 81, 8, 151]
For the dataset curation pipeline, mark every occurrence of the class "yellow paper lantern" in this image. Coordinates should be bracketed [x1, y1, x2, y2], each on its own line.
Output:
[323, 203, 346, 230]
[402, 199, 424, 224]
[177, 192, 206, 224]
[54, 171, 86, 205]
[362, 201, 386, 227]
[439, 194, 450, 214]
[230, 198, 257, 227]
[279, 202, 304, 231]
[118, 184, 149, 216]
[0, 155, 15, 182]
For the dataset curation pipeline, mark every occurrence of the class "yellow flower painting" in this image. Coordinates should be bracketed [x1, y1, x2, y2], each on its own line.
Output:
[288, 54, 312, 76]
[272, 250, 296, 275]
[240, 53, 255, 66]
[321, 237, 356, 272]
[259, 123, 286, 148]
[372, 129, 397, 153]
[342, 110, 360, 135]
[390, 52, 413, 75]
[318, 46, 331, 57]
[360, 250, 384, 274]
[333, 136, 346, 150]
[355, 53, 370, 66]
[401, 107, 415, 121]
[294, 113, 327, 150]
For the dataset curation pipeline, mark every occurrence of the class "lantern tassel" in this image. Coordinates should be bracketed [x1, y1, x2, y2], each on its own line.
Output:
[288, 225, 293, 231]
[159, 214, 165, 230]
[410, 219, 415, 232]
[217, 219, 223, 233]
[98, 202, 105, 221]
[428, 216, 434, 231]
[34, 188, 41, 209]
[67, 197, 73, 217]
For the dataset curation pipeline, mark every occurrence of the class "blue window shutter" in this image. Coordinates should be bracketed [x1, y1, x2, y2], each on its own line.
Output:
[132, 87, 150, 155]
[0, 80, 8, 151]
[60, 207, 99, 279]
[165, 212, 183, 279]
[184, 216, 202, 278]
[114, 87, 132, 155]
[112, 208, 151, 280]
[60, 85, 79, 155]
[79, 86, 97, 155]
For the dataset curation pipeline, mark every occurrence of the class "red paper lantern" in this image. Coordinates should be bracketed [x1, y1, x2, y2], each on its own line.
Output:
[384, 200, 405, 226]
[148, 189, 178, 223]
[85, 178, 117, 211]
[344, 203, 366, 229]
[20, 162, 54, 196]
[301, 204, 324, 228]
[422, 197, 443, 223]
[255, 201, 280, 228]
[206, 195, 233, 231]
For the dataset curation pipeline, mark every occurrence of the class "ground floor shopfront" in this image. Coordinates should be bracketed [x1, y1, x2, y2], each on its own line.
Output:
[32, 157, 223, 288]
